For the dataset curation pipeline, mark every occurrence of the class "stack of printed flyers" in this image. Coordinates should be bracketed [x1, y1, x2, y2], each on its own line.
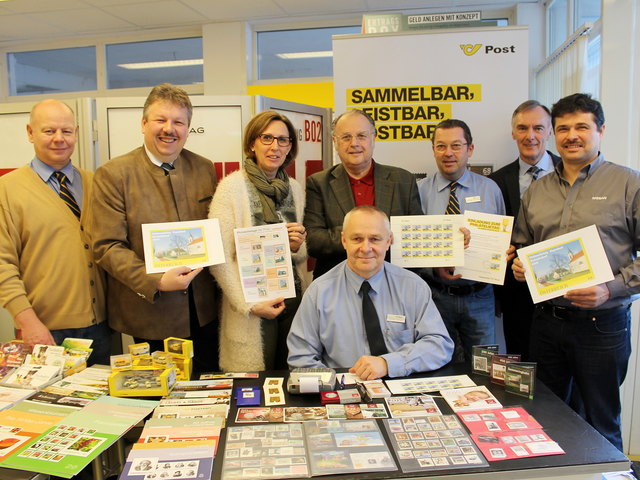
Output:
[221, 419, 396, 479]
[0, 365, 111, 469]
[120, 416, 224, 480]
[151, 379, 232, 420]
[0, 395, 157, 478]
[119, 379, 231, 480]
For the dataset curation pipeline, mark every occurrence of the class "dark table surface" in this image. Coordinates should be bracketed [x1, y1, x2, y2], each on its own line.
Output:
[1, 363, 629, 480]
[213, 362, 629, 479]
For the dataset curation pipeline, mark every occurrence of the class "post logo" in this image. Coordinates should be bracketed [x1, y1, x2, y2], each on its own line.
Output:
[460, 44, 482, 56]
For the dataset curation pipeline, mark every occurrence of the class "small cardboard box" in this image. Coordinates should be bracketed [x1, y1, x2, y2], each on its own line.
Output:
[108, 368, 176, 397]
[164, 337, 194, 359]
[128, 342, 150, 356]
[152, 351, 175, 369]
[170, 355, 192, 381]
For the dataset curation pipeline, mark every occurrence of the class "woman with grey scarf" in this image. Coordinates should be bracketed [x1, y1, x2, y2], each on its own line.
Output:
[209, 111, 308, 371]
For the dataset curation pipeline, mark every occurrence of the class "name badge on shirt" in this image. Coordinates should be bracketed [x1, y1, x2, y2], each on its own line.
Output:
[386, 314, 405, 324]
[465, 196, 481, 203]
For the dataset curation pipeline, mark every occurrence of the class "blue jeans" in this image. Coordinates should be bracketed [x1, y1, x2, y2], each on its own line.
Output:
[430, 283, 495, 363]
[530, 305, 631, 452]
[51, 321, 112, 367]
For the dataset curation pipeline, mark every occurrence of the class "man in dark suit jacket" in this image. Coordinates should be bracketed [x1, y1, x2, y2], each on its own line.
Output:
[489, 100, 559, 359]
[304, 109, 423, 278]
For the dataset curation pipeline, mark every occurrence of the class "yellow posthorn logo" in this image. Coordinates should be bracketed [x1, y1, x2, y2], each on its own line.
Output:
[460, 44, 482, 56]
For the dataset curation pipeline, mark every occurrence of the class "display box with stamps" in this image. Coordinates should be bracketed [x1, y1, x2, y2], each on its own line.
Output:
[163, 337, 194, 359]
[108, 368, 177, 397]
[170, 354, 192, 381]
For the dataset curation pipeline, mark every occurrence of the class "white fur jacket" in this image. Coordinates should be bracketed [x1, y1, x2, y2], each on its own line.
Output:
[208, 170, 308, 371]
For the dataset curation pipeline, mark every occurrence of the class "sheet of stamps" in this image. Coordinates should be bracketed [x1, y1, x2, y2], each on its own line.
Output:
[383, 415, 488, 472]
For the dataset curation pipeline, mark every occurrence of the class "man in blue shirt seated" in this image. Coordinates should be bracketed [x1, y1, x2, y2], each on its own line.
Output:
[287, 205, 454, 380]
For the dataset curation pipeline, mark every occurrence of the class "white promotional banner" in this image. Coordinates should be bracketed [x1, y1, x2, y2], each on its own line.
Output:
[333, 27, 528, 176]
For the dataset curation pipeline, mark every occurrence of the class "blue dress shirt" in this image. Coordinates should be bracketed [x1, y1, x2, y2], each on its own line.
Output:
[30, 157, 83, 210]
[417, 169, 505, 216]
[287, 261, 454, 377]
[518, 151, 554, 197]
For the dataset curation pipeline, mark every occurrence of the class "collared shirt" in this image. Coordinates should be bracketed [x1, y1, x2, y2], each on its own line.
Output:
[417, 169, 505, 286]
[287, 261, 454, 377]
[513, 154, 640, 309]
[417, 169, 506, 217]
[144, 145, 174, 169]
[30, 157, 83, 209]
[518, 151, 554, 197]
[348, 161, 375, 206]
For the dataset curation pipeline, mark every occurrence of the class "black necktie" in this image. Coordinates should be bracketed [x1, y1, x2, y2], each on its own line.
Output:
[445, 181, 460, 214]
[360, 281, 387, 356]
[53, 171, 81, 219]
[160, 162, 175, 176]
[527, 165, 542, 181]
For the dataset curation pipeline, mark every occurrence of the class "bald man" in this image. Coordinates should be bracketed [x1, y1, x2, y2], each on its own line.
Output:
[0, 100, 109, 365]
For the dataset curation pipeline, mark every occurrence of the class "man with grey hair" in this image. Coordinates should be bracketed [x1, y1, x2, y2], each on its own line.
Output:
[0, 99, 109, 365]
[304, 108, 423, 279]
[92, 83, 219, 372]
[489, 100, 559, 359]
[288, 205, 453, 380]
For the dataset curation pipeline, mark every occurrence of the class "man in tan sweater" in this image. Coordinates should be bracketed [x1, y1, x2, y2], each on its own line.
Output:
[0, 99, 109, 365]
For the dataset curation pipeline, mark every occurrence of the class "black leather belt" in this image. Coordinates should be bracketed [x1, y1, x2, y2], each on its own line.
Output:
[428, 281, 486, 296]
[537, 303, 628, 321]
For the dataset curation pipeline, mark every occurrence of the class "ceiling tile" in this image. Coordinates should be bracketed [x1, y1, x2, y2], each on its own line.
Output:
[0, 15, 66, 41]
[274, 0, 368, 16]
[28, 8, 135, 33]
[185, 0, 285, 21]
[0, 0, 88, 13]
[107, 1, 207, 27]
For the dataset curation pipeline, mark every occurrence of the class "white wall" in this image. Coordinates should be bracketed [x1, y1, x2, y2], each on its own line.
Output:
[599, 0, 640, 455]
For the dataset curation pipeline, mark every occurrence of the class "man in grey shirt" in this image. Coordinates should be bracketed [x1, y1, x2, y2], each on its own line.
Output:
[512, 93, 640, 452]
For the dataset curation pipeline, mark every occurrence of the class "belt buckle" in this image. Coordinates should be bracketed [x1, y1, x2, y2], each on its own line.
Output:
[444, 285, 459, 296]
[551, 305, 569, 320]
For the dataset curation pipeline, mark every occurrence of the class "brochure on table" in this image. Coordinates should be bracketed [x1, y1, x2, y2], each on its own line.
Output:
[385, 395, 441, 418]
[121, 440, 215, 480]
[456, 211, 513, 285]
[516, 224, 614, 303]
[440, 386, 503, 413]
[1, 396, 157, 478]
[234, 223, 296, 303]
[0, 408, 65, 462]
[390, 215, 465, 267]
[141, 218, 225, 274]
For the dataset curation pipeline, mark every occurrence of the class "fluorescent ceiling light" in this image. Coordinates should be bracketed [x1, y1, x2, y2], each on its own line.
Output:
[276, 51, 333, 59]
[118, 59, 203, 70]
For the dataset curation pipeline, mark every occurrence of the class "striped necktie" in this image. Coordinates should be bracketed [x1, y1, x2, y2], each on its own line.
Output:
[160, 162, 175, 176]
[53, 171, 81, 219]
[527, 165, 542, 181]
[445, 181, 460, 214]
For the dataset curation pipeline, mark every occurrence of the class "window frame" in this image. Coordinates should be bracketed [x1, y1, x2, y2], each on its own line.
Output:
[0, 29, 204, 100]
